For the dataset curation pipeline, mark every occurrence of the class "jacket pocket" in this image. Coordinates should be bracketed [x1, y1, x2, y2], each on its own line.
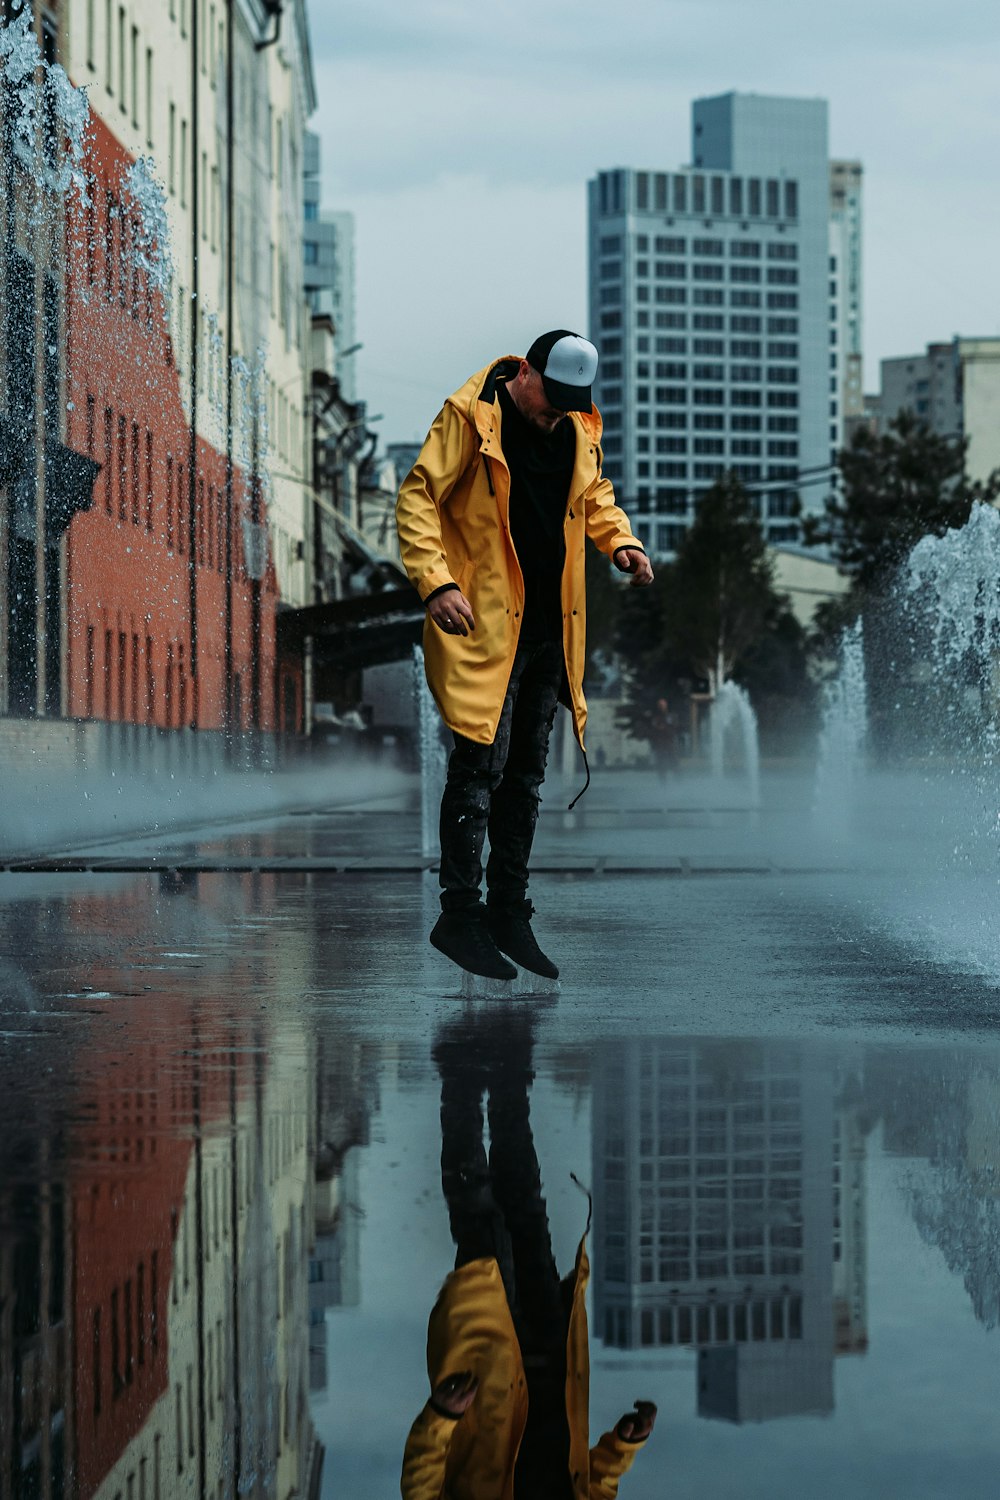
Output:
[456, 558, 477, 595]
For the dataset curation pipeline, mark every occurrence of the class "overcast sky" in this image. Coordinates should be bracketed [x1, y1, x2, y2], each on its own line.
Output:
[307, 0, 1000, 444]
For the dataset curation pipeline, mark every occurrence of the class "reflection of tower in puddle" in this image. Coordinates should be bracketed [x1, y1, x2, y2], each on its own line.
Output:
[309, 1035, 379, 1392]
[833, 1100, 869, 1354]
[899, 1061, 1000, 1330]
[593, 1042, 866, 1423]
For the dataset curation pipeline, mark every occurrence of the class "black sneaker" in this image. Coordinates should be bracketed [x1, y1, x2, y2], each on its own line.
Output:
[487, 901, 559, 980]
[430, 910, 517, 980]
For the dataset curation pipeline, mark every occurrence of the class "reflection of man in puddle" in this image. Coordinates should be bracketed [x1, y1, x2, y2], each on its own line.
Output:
[402, 1014, 656, 1498]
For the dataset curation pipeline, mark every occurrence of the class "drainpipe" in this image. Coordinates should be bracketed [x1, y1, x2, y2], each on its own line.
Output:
[223, 0, 234, 743]
[187, 0, 201, 729]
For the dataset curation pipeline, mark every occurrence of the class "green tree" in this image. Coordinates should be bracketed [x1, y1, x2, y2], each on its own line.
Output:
[616, 472, 812, 751]
[806, 412, 1000, 756]
[806, 411, 1000, 595]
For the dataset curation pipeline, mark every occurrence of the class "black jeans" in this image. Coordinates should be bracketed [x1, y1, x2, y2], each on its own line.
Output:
[438, 638, 563, 913]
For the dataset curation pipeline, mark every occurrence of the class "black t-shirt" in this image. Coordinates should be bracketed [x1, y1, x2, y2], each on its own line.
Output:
[497, 381, 576, 642]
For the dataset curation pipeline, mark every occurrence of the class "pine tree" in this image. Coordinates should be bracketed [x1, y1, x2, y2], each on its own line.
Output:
[807, 411, 1000, 595]
[616, 472, 811, 750]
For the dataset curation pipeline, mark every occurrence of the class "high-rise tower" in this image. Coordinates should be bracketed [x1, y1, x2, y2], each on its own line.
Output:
[588, 93, 859, 556]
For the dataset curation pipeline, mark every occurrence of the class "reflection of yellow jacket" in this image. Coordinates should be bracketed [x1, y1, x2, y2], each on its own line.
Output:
[401, 1237, 648, 1500]
[396, 358, 642, 748]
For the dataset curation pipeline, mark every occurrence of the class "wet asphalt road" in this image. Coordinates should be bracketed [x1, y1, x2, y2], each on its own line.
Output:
[1, 767, 999, 1498]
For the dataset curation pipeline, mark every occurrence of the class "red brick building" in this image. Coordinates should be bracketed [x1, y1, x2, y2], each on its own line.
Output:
[64, 112, 277, 733]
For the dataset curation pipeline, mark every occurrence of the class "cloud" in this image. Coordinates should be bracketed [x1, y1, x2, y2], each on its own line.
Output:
[305, 0, 1000, 438]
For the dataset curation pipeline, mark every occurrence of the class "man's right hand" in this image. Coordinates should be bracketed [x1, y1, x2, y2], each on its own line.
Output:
[427, 590, 476, 636]
[431, 1371, 479, 1417]
[616, 1400, 657, 1441]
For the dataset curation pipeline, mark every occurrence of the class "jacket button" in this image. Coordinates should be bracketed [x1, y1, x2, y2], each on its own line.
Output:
[572, 609, 578, 615]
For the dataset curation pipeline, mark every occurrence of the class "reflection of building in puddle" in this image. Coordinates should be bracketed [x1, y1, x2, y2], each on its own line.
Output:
[0, 1145, 71, 1492]
[593, 1042, 868, 1423]
[833, 1104, 869, 1355]
[0, 877, 323, 1500]
[896, 1060, 1000, 1330]
[70, 1015, 319, 1499]
[309, 1034, 379, 1391]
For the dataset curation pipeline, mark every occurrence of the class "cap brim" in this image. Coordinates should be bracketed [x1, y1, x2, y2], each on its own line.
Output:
[542, 375, 592, 413]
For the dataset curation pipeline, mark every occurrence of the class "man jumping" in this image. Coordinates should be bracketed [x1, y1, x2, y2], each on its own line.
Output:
[397, 331, 653, 981]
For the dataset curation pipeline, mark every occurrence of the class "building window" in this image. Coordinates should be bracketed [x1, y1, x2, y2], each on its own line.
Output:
[766, 179, 780, 216]
[766, 292, 798, 309]
[693, 263, 724, 282]
[767, 267, 798, 285]
[730, 290, 761, 308]
[116, 414, 127, 521]
[730, 265, 760, 283]
[131, 421, 140, 524]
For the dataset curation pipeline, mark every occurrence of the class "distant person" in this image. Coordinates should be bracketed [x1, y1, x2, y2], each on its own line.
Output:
[648, 697, 678, 781]
[401, 1012, 657, 1498]
[397, 332, 653, 980]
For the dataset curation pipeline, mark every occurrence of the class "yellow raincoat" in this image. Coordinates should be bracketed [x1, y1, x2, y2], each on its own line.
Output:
[396, 358, 643, 748]
[400, 1237, 649, 1500]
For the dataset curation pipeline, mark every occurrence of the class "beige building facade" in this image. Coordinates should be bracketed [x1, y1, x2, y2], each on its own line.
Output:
[876, 336, 1000, 485]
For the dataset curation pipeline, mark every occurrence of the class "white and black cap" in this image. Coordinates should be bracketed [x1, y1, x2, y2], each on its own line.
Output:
[525, 329, 599, 413]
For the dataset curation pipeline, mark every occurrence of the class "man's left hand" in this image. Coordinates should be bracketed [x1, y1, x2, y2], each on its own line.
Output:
[614, 548, 654, 586]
